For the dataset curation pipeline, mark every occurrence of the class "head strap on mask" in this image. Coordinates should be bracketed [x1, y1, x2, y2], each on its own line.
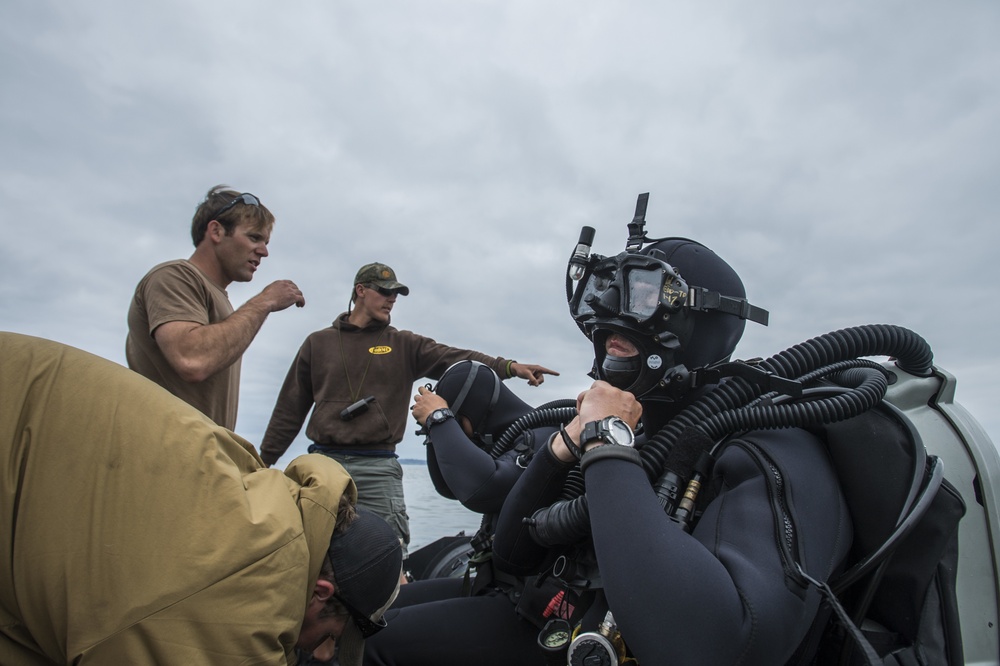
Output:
[570, 252, 767, 333]
[688, 287, 768, 325]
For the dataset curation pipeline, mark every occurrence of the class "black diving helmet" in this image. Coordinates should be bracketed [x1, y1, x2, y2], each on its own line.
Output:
[567, 195, 768, 400]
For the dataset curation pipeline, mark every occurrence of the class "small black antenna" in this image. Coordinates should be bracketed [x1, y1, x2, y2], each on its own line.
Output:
[626, 192, 649, 252]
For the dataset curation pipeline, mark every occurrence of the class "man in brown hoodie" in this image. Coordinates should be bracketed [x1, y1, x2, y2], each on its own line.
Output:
[261, 262, 557, 557]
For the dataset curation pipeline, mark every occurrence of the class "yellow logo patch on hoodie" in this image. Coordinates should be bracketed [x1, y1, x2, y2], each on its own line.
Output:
[369, 345, 392, 355]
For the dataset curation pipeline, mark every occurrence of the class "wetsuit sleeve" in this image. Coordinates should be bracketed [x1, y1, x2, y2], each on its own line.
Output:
[428, 422, 541, 514]
[582, 428, 851, 664]
[260, 340, 315, 467]
[492, 439, 575, 576]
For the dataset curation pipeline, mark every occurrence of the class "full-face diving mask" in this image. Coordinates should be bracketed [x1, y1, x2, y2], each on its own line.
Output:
[572, 252, 689, 331]
[566, 193, 769, 399]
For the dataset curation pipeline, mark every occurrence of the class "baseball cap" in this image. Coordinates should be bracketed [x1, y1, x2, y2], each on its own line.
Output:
[353, 262, 410, 296]
[328, 507, 403, 666]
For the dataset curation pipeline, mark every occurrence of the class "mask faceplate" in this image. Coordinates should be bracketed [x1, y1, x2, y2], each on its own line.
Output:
[572, 252, 689, 333]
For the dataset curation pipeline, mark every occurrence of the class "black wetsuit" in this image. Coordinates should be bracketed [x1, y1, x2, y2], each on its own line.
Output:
[364, 357, 559, 666]
[493, 426, 853, 665]
[364, 424, 557, 666]
[370, 328, 853, 665]
[427, 418, 554, 514]
[364, 580, 545, 665]
[423, 358, 554, 515]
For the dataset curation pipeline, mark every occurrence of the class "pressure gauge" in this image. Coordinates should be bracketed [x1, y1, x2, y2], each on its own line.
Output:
[538, 618, 572, 653]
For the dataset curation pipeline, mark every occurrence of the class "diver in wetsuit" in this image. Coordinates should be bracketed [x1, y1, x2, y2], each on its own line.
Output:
[414, 360, 558, 518]
[363, 362, 564, 662]
[392, 360, 560, 606]
[491, 234, 854, 665]
[367, 208, 854, 665]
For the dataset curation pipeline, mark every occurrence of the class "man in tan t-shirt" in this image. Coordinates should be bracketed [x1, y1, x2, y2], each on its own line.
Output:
[126, 185, 305, 430]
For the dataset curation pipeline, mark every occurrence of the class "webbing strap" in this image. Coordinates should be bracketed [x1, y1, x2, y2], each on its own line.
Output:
[689, 287, 769, 325]
[797, 563, 881, 666]
[447, 361, 501, 437]
[450, 361, 486, 415]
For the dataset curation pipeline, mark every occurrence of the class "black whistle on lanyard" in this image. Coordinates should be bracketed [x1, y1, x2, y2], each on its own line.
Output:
[340, 396, 376, 421]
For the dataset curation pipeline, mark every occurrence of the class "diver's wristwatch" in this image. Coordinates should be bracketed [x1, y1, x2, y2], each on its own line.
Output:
[580, 416, 635, 449]
[425, 408, 455, 431]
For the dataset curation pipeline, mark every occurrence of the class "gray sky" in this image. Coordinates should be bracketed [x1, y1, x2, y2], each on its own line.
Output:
[2, 1, 998, 464]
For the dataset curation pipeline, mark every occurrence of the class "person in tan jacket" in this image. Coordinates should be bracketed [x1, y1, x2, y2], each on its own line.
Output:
[0, 332, 400, 665]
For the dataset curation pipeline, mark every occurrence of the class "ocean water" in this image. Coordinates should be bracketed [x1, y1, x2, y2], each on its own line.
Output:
[401, 461, 485, 551]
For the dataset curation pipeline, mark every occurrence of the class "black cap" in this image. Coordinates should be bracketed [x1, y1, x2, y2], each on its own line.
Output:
[327, 507, 403, 666]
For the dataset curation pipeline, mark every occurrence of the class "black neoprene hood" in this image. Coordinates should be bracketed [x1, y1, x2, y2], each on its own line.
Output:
[434, 361, 532, 442]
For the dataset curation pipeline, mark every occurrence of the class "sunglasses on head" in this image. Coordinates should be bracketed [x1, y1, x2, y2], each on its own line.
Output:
[333, 592, 388, 638]
[212, 193, 260, 220]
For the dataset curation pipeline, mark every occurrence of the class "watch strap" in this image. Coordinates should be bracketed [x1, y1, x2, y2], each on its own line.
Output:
[424, 408, 455, 431]
[580, 420, 603, 447]
[580, 443, 643, 473]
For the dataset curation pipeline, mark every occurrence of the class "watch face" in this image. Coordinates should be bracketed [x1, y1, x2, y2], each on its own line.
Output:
[607, 418, 634, 447]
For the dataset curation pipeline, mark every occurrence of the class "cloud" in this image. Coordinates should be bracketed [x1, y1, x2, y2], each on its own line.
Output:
[2, 0, 998, 464]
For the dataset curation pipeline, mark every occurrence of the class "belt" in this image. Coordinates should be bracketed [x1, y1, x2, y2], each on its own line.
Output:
[308, 443, 397, 458]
